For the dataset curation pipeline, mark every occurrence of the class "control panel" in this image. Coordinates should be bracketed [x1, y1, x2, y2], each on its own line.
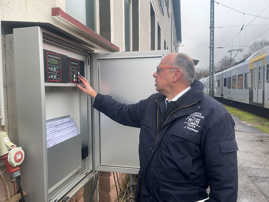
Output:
[44, 50, 84, 83]
[69, 59, 83, 83]
[45, 51, 63, 82]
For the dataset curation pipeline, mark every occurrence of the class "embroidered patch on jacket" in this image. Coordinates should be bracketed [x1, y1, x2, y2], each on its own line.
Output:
[184, 112, 204, 133]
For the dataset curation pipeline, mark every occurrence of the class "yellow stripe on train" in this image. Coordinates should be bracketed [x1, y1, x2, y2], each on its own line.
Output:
[249, 53, 266, 70]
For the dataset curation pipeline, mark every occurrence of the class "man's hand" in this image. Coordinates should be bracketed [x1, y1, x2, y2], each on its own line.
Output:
[77, 75, 97, 98]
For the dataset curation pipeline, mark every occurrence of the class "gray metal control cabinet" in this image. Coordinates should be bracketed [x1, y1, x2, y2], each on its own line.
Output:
[91, 52, 166, 174]
[12, 26, 167, 201]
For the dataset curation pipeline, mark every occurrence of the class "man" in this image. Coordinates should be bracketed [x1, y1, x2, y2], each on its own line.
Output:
[77, 53, 238, 202]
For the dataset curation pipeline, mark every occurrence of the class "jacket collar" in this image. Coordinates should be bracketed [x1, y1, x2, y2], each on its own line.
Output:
[174, 80, 204, 107]
[155, 80, 204, 108]
[155, 80, 204, 128]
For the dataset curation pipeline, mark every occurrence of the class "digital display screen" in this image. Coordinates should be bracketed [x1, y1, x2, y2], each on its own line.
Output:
[47, 53, 63, 82]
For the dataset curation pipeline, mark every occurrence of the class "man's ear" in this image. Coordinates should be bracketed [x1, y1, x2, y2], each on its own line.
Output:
[173, 69, 182, 82]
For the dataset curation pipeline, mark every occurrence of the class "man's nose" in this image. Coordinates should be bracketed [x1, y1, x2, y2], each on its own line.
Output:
[153, 72, 158, 78]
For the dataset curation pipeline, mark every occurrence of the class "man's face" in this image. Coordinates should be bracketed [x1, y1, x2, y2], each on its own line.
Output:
[153, 63, 176, 95]
[153, 54, 179, 94]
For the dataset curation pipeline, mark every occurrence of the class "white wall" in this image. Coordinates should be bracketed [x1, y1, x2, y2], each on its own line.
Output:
[144, 0, 176, 51]
[139, 1, 151, 51]
[111, 1, 125, 50]
[0, 0, 65, 22]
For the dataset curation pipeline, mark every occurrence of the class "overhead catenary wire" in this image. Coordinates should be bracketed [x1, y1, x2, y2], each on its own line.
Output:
[214, 0, 269, 20]
[211, 0, 269, 72]
[242, 3, 269, 31]
[215, 1, 269, 57]
[215, 24, 269, 29]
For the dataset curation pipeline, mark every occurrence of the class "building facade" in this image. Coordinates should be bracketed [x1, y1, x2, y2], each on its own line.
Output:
[0, 0, 181, 126]
[0, 0, 181, 201]
[63, 0, 181, 52]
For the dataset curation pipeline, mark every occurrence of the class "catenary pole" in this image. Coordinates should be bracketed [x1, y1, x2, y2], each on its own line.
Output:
[209, 0, 215, 96]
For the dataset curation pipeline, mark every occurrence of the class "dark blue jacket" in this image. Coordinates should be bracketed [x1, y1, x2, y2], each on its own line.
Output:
[93, 80, 238, 202]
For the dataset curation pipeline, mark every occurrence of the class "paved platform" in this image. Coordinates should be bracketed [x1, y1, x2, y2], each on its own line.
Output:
[235, 116, 269, 202]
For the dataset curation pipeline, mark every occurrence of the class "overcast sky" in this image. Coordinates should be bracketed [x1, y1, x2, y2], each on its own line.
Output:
[180, 0, 269, 71]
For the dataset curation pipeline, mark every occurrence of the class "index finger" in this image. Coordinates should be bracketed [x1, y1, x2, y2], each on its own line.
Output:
[78, 75, 87, 83]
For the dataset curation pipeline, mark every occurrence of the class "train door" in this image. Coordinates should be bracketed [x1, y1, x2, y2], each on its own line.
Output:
[265, 64, 269, 108]
[250, 63, 264, 105]
[249, 69, 253, 103]
[227, 76, 231, 98]
[250, 66, 258, 103]
[221, 75, 224, 97]
[257, 65, 264, 104]
[254, 66, 259, 103]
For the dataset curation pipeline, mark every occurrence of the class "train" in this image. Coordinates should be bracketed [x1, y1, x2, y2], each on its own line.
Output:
[200, 46, 269, 109]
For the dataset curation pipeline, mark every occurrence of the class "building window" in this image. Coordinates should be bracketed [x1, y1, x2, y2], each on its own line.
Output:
[86, 0, 96, 30]
[66, 0, 87, 26]
[224, 78, 227, 87]
[132, 0, 139, 51]
[66, 0, 96, 31]
[232, 75, 237, 89]
[164, 40, 167, 50]
[124, 0, 131, 51]
[238, 74, 243, 89]
[99, 0, 111, 41]
[150, 4, 155, 50]
[158, 24, 161, 50]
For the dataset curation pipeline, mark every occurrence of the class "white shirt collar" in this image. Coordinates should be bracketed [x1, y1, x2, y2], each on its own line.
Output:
[165, 86, 191, 102]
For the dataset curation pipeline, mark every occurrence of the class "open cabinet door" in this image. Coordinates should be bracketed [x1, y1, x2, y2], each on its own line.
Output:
[92, 51, 167, 174]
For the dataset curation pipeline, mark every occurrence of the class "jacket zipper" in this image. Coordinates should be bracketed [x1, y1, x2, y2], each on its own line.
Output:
[155, 105, 160, 144]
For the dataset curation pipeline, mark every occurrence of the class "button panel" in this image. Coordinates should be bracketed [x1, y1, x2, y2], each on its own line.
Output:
[44, 50, 84, 83]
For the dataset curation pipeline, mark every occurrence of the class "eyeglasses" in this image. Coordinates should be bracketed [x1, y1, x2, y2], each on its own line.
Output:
[156, 65, 180, 74]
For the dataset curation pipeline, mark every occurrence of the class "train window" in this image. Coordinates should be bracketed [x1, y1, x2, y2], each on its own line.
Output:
[244, 73, 248, 89]
[247, 72, 251, 87]
[258, 66, 263, 89]
[252, 69, 255, 88]
[258, 66, 261, 81]
[227, 77, 231, 89]
[232, 75, 237, 89]
[238, 74, 243, 89]
[224, 78, 227, 87]
[267, 64, 269, 82]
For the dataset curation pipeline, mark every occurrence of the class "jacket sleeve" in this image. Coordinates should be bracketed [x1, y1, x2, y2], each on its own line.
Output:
[93, 93, 149, 128]
[204, 113, 238, 202]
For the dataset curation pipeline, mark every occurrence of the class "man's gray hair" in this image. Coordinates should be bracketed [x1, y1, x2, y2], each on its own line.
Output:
[173, 53, 196, 85]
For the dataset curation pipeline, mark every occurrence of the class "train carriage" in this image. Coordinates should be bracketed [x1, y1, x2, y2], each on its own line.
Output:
[201, 46, 269, 109]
